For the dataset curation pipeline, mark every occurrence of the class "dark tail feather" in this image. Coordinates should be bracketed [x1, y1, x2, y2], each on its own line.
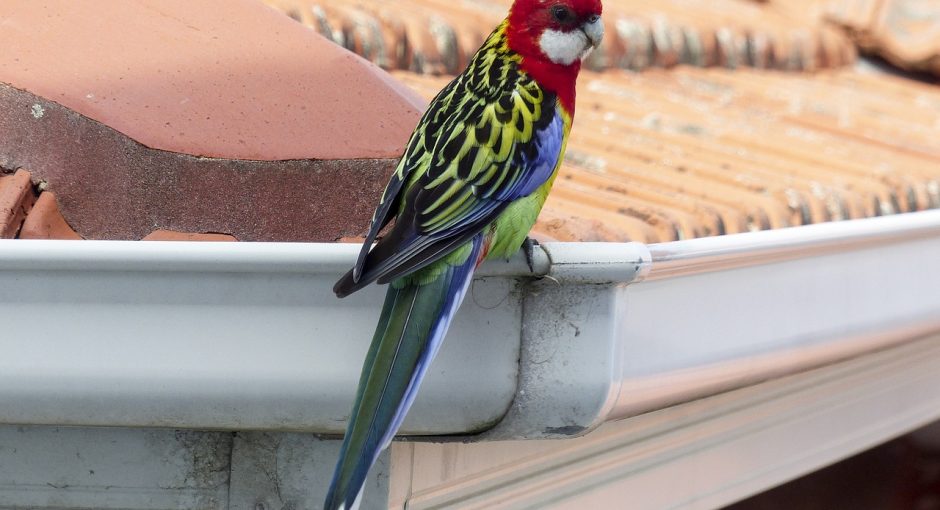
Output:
[334, 267, 370, 299]
[324, 236, 483, 510]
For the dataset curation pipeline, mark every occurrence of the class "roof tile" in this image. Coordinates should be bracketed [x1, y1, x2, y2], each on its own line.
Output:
[0, 1, 417, 241]
[0, 0, 423, 161]
[18, 191, 82, 240]
[0, 169, 36, 238]
[3, 2, 937, 245]
[395, 66, 940, 242]
[266, 0, 856, 73]
[142, 230, 238, 242]
[828, 0, 940, 76]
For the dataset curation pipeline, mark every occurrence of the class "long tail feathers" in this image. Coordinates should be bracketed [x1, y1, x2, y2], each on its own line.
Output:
[324, 236, 483, 510]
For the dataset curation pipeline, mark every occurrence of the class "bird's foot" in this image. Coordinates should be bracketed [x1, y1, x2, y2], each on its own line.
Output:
[522, 236, 540, 273]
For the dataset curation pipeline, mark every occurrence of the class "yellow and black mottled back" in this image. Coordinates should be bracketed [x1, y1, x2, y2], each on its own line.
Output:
[335, 21, 560, 298]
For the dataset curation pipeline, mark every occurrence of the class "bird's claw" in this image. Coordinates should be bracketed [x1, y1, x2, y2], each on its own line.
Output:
[523, 236, 540, 273]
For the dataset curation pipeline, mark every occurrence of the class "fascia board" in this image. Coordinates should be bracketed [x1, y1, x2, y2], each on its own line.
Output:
[397, 334, 940, 509]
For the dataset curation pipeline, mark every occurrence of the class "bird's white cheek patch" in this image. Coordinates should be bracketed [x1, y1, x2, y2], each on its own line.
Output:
[539, 29, 588, 66]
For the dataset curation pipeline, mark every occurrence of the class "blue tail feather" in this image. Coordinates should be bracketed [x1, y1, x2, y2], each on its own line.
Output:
[324, 236, 483, 510]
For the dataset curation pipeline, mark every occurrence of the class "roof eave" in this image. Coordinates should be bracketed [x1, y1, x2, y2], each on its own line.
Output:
[1, 210, 939, 438]
[487, 209, 940, 439]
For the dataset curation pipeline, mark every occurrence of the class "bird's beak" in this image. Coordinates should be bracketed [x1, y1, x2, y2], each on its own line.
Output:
[581, 15, 604, 48]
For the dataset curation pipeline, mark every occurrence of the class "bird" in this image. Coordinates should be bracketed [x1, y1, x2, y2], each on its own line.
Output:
[326, 1, 604, 508]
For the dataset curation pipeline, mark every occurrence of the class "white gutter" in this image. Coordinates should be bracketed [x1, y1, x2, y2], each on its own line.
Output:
[0, 240, 526, 433]
[488, 209, 940, 439]
[1, 210, 939, 438]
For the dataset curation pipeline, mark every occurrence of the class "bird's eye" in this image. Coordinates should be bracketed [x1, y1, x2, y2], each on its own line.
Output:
[551, 5, 575, 24]
[587, 14, 600, 24]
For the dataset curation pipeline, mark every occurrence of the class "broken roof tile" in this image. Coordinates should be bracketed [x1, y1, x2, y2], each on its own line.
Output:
[18, 191, 82, 240]
[141, 230, 238, 242]
[0, 169, 37, 239]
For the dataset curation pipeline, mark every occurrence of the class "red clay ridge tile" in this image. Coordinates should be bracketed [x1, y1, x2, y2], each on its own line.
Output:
[0, 83, 402, 240]
[0, 0, 423, 161]
[18, 191, 82, 240]
[0, 1, 427, 241]
[0, 169, 37, 238]
[141, 230, 238, 242]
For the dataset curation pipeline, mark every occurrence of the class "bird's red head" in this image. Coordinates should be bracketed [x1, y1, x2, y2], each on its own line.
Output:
[505, 0, 603, 114]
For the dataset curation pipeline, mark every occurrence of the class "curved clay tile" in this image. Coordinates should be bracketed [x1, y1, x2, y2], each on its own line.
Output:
[827, 0, 940, 77]
[0, 0, 431, 241]
[0, 80, 411, 241]
[266, 0, 857, 73]
[0, 170, 35, 238]
[18, 192, 82, 241]
[0, 0, 424, 161]
[393, 66, 940, 243]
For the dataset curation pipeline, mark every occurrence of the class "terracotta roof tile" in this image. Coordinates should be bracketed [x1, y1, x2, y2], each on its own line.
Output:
[0, 0, 422, 241]
[0, 0, 422, 161]
[18, 191, 82, 240]
[394, 67, 940, 242]
[2, 2, 937, 246]
[265, 0, 856, 73]
[0, 169, 36, 238]
[0, 174, 236, 242]
[828, 0, 940, 76]
[142, 230, 238, 242]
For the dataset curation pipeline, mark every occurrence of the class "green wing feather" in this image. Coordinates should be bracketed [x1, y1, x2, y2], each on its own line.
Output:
[336, 22, 558, 298]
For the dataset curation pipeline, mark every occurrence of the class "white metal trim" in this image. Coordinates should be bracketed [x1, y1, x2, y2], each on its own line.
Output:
[486, 210, 940, 439]
[645, 209, 940, 280]
[1, 210, 939, 437]
[395, 333, 940, 509]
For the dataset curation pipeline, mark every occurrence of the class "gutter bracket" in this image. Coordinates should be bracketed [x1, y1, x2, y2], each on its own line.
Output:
[483, 242, 651, 440]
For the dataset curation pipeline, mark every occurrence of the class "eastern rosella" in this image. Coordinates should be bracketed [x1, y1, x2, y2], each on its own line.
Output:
[326, 1, 603, 507]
